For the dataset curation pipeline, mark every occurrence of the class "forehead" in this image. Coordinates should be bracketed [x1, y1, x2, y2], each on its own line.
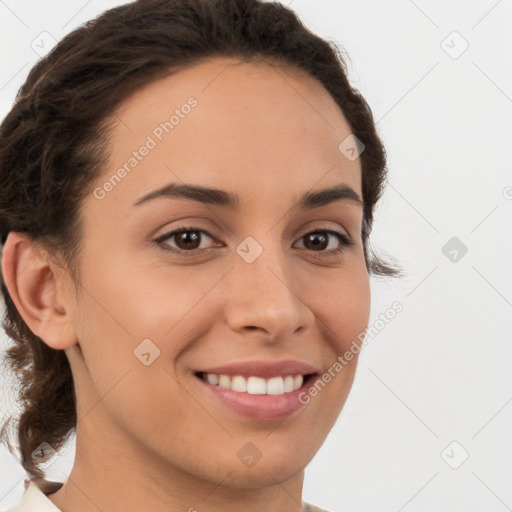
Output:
[98, 56, 362, 211]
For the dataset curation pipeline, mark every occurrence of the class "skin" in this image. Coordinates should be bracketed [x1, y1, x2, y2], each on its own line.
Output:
[2, 56, 370, 512]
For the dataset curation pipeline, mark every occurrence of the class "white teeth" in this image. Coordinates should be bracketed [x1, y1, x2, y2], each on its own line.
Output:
[231, 375, 247, 392]
[284, 375, 294, 392]
[200, 373, 307, 395]
[218, 374, 231, 389]
[206, 373, 219, 385]
[266, 376, 284, 395]
[247, 376, 267, 394]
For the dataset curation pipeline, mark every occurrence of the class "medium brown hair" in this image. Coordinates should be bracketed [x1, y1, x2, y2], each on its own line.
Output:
[0, 0, 402, 478]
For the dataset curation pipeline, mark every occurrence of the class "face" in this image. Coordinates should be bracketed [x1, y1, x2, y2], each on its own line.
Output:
[54, 57, 371, 488]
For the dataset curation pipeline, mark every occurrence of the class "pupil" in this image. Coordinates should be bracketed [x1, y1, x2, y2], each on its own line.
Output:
[308, 233, 326, 249]
[179, 231, 199, 249]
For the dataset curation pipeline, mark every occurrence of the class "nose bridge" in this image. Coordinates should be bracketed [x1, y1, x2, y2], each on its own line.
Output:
[226, 232, 310, 337]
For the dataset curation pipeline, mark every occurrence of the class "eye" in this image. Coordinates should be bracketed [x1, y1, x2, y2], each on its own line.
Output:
[154, 225, 217, 253]
[154, 225, 354, 255]
[294, 228, 355, 255]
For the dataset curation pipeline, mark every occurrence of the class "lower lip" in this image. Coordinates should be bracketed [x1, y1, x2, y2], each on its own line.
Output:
[193, 373, 318, 421]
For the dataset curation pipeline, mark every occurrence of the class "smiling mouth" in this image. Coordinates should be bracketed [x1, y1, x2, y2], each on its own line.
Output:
[192, 370, 321, 421]
[194, 371, 317, 395]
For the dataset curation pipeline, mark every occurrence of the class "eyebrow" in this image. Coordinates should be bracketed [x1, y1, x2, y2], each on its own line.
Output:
[133, 182, 363, 210]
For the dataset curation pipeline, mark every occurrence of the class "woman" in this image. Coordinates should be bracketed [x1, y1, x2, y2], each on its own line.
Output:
[0, 0, 401, 510]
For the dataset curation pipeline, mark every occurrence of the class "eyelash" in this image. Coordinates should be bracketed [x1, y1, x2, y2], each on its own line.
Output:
[154, 224, 355, 256]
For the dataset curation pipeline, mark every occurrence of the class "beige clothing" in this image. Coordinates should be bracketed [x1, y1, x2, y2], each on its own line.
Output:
[4, 478, 332, 512]
[4, 479, 63, 512]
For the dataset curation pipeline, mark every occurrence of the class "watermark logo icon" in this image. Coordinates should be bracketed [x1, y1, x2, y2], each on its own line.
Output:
[31, 442, 56, 471]
[338, 134, 365, 161]
[134, 338, 161, 366]
[31, 31, 58, 58]
[442, 236, 468, 263]
[441, 441, 469, 469]
[441, 31, 469, 59]
[237, 442, 262, 468]
[236, 236, 263, 263]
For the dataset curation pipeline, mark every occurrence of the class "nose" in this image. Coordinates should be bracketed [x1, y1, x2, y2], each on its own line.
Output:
[224, 243, 313, 343]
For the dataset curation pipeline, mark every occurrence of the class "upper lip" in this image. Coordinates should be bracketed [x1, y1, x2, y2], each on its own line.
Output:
[194, 359, 319, 379]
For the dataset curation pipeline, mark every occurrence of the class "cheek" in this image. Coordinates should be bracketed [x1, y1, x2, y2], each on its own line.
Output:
[70, 271, 194, 428]
[73, 253, 217, 377]
[293, 266, 370, 442]
[313, 265, 371, 352]
[78, 241, 204, 331]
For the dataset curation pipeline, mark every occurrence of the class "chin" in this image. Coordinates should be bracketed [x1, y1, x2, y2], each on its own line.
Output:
[220, 463, 304, 489]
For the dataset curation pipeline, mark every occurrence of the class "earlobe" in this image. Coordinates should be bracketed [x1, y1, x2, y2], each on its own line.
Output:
[1, 232, 77, 350]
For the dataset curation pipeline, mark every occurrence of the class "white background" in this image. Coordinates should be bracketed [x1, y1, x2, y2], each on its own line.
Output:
[1, 1, 511, 511]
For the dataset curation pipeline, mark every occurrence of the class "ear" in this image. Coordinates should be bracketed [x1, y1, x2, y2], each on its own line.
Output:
[1, 232, 78, 350]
